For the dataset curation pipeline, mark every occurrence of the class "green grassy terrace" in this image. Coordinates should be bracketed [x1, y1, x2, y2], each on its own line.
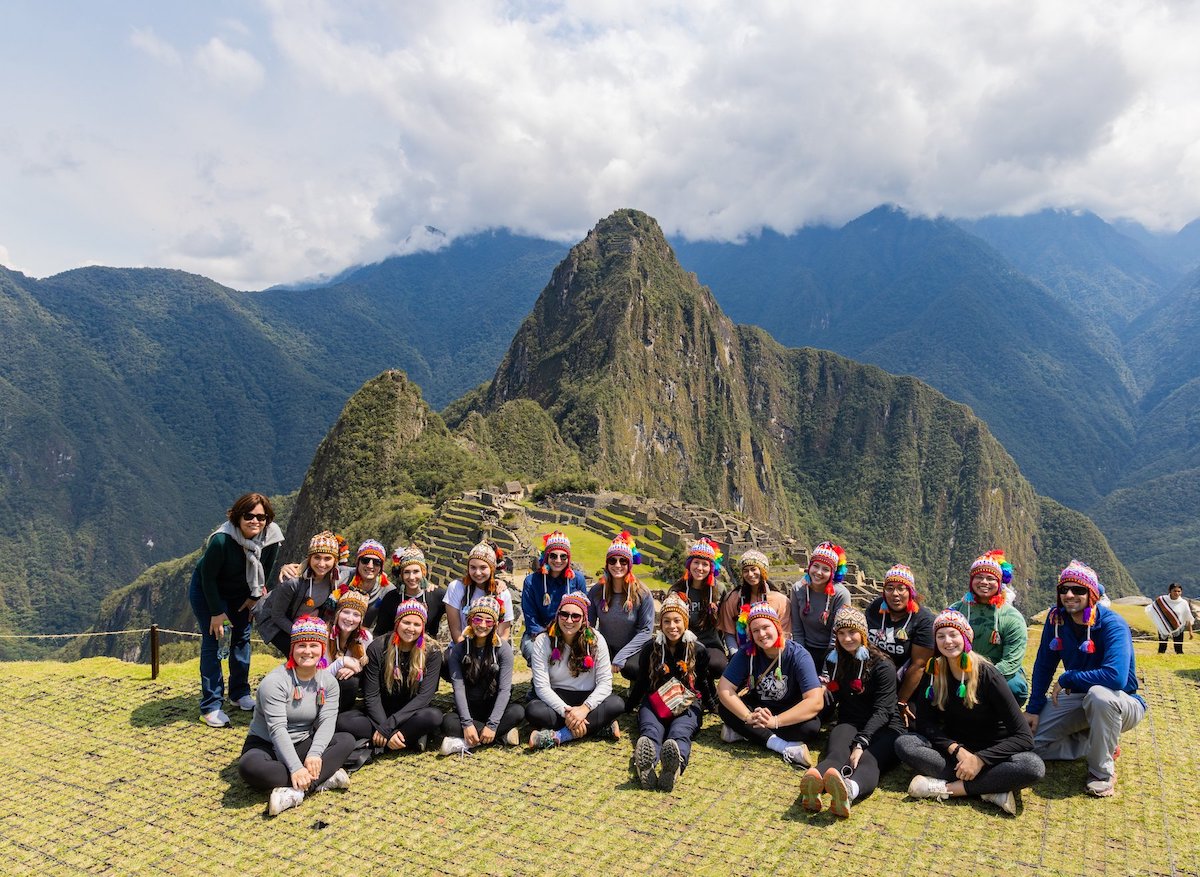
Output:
[5, 644, 1198, 876]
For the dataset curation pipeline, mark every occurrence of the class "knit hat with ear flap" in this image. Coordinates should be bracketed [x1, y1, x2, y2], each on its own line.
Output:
[1048, 559, 1101, 654]
[964, 549, 1014, 645]
[883, 563, 919, 614]
[745, 601, 785, 650]
[808, 542, 847, 595]
[538, 531, 572, 575]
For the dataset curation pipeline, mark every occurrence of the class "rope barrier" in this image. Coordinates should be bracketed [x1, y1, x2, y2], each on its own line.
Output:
[0, 627, 201, 639]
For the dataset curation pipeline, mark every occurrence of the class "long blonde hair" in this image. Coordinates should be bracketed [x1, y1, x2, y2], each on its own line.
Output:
[925, 652, 987, 710]
[383, 628, 440, 696]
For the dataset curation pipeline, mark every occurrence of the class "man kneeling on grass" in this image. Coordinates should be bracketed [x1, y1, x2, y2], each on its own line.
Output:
[1025, 560, 1146, 798]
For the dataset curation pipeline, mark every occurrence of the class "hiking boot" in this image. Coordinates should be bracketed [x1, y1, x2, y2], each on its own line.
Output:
[201, 709, 231, 728]
[236, 695, 256, 711]
[824, 768, 851, 818]
[633, 736, 658, 788]
[440, 736, 469, 757]
[267, 786, 304, 816]
[981, 790, 1016, 815]
[799, 767, 824, 813]
[908, 775, 950, 801]
[528, 729, 557, 750]
[503, 727, 521, 746]
[315, 769, 350, 792]
[781, 742, 811, 768]
[658, 740, 682, 793]
[1086, 773, 1116, 797]
[720, 724, 745, 743]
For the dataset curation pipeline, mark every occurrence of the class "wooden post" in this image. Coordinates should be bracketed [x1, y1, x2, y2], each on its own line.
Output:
[150, 624, 160, 680]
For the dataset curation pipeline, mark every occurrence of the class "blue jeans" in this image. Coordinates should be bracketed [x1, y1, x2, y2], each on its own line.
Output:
[188, 568, 253, 713]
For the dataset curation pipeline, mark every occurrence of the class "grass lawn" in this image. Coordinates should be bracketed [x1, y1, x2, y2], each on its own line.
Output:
[552, 523, 674, 591]
[3, 644, 1199, 876]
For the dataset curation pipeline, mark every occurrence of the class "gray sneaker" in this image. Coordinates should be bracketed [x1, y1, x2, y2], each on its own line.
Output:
[633, 736, 658, 788]
[315, 768, 350, 792]
[1086, 773, 1116, 798]
[908, 774, 950, 801]
[781, 743, 811, 768]
[268, 786, 304, 816]
[981, 790, 1016, 814]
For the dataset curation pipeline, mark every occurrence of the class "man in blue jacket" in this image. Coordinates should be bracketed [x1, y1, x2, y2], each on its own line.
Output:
[520, 531, 588, 663]
[1025, 560, 1146, 798]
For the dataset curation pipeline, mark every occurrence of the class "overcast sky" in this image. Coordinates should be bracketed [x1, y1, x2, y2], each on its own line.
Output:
[2, 0, 1198, 289]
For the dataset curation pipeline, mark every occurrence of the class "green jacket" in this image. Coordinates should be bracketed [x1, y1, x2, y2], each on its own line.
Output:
[948, 598, 1027, 680]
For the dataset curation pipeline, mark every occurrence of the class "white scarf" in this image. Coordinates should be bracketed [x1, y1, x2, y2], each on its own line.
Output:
[213, 520, 284, 598]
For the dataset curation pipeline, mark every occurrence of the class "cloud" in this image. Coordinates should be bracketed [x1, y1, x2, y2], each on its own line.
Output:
[194, 37, 265, 92]
[129, 27, 182, 67]
[176, 219, 251, 259]
[0, 244, 14, 271]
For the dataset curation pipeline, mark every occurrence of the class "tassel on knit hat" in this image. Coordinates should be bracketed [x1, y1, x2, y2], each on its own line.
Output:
[808, 541, 847, 596]
[1050, 560, 1101, 653]
[929, 609, 974, 699]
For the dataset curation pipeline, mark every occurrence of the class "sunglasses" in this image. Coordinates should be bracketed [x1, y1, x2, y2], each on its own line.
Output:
[1057, 585, 1090, 597]
[547, 552, 569, 561]
[607, 557, 630, 566]
[557, 611, 585, 622]
[358, 558, 382, 568]
[242, 513, 268, 522]
[469, 615, 496, 626]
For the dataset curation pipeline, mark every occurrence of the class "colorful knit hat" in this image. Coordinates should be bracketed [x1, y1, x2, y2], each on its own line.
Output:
[356, 539, 386, 564]
[745, 601, 784, 649]
[550, 591, 596, 667]
[833, 605, 870, 643]
[808, 541, 847, 595]
[660, 592, 690, 628]
[739, 549, 770, 578]
[335, 588, 369, 618]
[1048, 559, 1101, 653]
[391, 545, 427, 574]
[686, 538, 723, 585]
[468, 542, 498, 571]
[927, 609, 974, 697]
[308, 530, 340, 557]
[395, 597, 429, 627]
[287, 615, 330, 670]
[537, 530, 573, 576]
[557, 591, 590, 618]
[606, 530, 642, 564]
[463, 594, 501, 640]
[884, 563, 920, 614]
[334, 533, 350, 565]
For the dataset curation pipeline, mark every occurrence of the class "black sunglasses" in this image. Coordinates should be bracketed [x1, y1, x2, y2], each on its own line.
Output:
[1057, 585, 1089, 597]
[242, 512, 268, 522]
[557, 611, 585, 621]
[358, 558, 382, 568]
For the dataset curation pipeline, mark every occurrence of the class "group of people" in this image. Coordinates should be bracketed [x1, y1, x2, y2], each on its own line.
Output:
[190, 493, 1150, 818]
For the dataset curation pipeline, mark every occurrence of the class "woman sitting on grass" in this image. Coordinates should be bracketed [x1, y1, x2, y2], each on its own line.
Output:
[627, 593, 717, 791]
[799, 607, 903, 818]
[327, 589, 372, 712]
[440, 595, 525, 754]
[669, 539, 728, 682]
[238, 616, 357, 816]
[716, 602, 824, 767]
[588, 531, 655, 685]
[526, 592, 625, 749]
[337, 599, 443, 756]
[895, 609, 1044, 815]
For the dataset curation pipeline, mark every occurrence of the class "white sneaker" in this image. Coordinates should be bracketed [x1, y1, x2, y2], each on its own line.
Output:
[315, 768, 350, 792]
[268, 786, 304, 816]
[720, 724, 745, 743]
[201, 709, 231, 728]
[503, 728, 521, 746]
[908, 775, 950, 801]
[236, 695, 256, 711]
[981, 790, 1017, 815]
[780, 743, 811, 768]
[440, 736, 469, 756]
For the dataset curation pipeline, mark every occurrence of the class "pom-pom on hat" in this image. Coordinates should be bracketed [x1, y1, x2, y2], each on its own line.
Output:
[538, 530, 572, 575]
[932, 608, 974, 647]
[808, 541, 847, 594]
[356, 540, 386, 564]
[659, 591, 690, 628]
[884, 563, 920, 613]
[308, 530, 340, 557]
[739, 549, 770, 578]
[606, 531, 642, 565]
[392, 545, 427, 573]
[336, 589, 369, 618]
[468, 542, 498, 571]
[745, 601, 784, 648]
[833, 606, 870, 642]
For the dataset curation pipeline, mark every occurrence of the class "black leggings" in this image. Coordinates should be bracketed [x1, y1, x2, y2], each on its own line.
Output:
[442, 697, 526, 739]
[336, 708, 444, 747]
[704, 646, 728, 679]
[336, 675, 361, 712]
[717, 699, 820, 746]
[814, 723, 900, 802]
[526, 688, 626, 736]
[1159, 632, 1185, 654]
[238, 731, 358, 790]
[894, 733, 1045, 795]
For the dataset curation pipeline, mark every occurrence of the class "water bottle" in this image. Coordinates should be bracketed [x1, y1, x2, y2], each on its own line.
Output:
[216, 620, 232, 660]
